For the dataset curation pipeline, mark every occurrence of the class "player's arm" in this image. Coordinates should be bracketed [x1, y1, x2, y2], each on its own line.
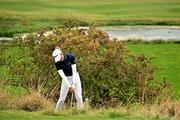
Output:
[71, 64, 77, 86]
[58, 70, 71, 88]
[71, 54, 77, 88]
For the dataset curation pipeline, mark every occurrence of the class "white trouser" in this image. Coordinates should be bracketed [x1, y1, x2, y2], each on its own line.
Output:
[55, 73, 83, 112]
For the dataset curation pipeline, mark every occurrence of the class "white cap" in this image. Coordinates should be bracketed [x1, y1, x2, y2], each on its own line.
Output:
[52, 48, 62, 62]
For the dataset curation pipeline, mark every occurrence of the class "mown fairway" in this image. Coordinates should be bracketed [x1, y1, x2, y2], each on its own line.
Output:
[125, 43, 180, 95]
[0, 0, 180, 21]
[1, 0, 180, 37]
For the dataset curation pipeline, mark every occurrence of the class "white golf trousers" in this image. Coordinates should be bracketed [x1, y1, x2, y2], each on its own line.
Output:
[55, 73, 83, 112]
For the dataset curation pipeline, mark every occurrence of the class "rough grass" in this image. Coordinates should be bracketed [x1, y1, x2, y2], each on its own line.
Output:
[0, 89, 179, 120]
[17, 92, 53, 112]
[125, 43, 180, 96]
[0, 90, 12, 110]
[1, 100, 179, 119]
[0, 109, 170, 120]
[159, 101, 180, 118]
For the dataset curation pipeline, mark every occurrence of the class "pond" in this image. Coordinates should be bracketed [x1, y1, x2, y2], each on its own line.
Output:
[100, 26, 180, 41]
[1, 26, 180, 42]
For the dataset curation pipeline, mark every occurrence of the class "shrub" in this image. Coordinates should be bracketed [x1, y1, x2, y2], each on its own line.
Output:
[9, 25, 173, 107]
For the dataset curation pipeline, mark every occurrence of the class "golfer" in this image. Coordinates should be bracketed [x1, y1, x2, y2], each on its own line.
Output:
[52, 46, 83, 113]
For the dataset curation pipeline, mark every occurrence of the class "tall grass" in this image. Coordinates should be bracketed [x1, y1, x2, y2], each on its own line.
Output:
[1, 102, 180, 120]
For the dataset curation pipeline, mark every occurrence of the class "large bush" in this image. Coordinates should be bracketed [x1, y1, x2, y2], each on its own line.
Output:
[5, 26, 173, 107]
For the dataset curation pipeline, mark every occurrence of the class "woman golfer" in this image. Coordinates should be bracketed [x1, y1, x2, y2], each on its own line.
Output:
[52, 46, 83, 112]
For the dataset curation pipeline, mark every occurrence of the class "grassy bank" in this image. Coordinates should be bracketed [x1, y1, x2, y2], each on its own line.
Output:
[125, 43, 180, 96]
[1, 0, 180, 36]
[0, 109, 170, 120]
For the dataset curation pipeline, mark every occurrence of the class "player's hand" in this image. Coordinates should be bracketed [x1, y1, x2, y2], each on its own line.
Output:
[69, 85, 75, 93]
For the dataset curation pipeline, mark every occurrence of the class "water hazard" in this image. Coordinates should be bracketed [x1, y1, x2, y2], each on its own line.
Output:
[1, 26, 180, 42]
[101, 26, 180, 41]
